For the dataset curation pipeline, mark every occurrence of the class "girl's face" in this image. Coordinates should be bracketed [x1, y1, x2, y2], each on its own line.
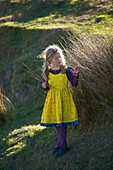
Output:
[50, 52, 62, 68]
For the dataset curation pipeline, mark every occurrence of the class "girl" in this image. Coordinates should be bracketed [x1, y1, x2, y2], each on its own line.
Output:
[40, 45, 80, 157]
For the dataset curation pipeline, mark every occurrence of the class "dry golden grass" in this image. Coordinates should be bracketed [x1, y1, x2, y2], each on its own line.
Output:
[62, 32, 113, 125]
[0, 88, 14, 125]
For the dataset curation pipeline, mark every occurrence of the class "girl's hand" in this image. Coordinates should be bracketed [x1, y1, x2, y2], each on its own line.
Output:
[74, 66, 80, 74]
[42, 82, 47, 89]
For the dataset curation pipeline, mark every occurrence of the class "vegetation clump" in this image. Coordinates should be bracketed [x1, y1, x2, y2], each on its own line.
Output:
[0, 88, 13, 125]
[63, 32, 113, 125]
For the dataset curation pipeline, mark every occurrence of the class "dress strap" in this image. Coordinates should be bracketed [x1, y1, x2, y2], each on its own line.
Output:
[66, 67, 74, 72]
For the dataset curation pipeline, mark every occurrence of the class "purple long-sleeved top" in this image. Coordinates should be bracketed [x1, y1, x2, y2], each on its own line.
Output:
[43, 67, 79, 90]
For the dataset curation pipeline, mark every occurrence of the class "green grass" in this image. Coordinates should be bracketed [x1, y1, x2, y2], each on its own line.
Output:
[0, 96, 113, 169]
[0, 0, 113, 169]
[0, 0, 113, 71]
[0, 0, 113, 33]
[0, 0, 112, 65]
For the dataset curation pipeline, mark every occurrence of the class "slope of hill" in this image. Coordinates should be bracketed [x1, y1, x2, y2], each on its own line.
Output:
[0, 1, 113, 169]
[0, 0, 112, 102]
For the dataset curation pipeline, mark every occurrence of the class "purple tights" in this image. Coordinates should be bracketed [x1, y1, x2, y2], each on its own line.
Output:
[55, 126, 67, 150]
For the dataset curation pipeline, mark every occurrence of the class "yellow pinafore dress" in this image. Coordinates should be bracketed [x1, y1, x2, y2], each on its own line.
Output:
[40, 71, 80, 127]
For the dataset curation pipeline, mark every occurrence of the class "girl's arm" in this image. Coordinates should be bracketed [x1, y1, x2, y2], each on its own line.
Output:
[66, 67, 79, 87]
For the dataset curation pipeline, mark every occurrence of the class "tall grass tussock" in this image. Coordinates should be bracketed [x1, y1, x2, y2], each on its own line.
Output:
[62, 32, 113, 126]
[0, 88, 13, 125]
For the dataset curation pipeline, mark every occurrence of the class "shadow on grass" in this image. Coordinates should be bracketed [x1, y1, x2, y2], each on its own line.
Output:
[0, 24, 64, 170]
[0, 95, 57, 169]
[0, 125, 50, 169]
[0, 0, 97, 23]
[0, 26, 63, 62]
[1, 121, 113, 169]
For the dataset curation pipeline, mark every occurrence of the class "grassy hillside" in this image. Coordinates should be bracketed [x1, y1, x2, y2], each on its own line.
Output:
[0, 0, 113, 33]
[0, 0, 112, 100]
[0, 94, 113, 169]
[0, 0, 113, 169]
[0, 0, 113, 68]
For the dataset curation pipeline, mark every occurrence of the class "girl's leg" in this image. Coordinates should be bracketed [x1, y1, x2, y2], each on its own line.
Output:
[55, 126, 67, 150]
